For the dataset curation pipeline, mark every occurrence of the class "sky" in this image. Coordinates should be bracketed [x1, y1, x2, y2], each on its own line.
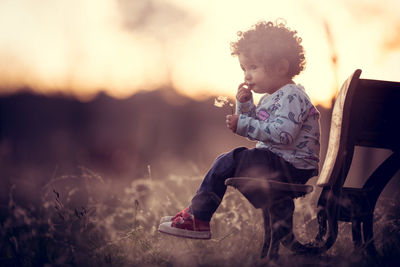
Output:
[0, 0, 399, 106]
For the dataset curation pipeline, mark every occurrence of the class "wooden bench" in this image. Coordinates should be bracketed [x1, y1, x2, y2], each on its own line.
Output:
[225, 69, 400, 260]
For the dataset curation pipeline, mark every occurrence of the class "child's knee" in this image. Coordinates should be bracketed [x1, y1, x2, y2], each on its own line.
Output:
[213, 147, 247, 169]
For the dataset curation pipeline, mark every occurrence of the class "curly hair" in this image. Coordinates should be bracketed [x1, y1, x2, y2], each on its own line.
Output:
[230, 20, 306, 78]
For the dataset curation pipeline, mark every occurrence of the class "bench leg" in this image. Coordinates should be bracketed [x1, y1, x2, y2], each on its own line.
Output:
[351, 220, 362, 250]
[260, 208, 280, 261]
[261, 197, 294, 260]
[261, 209, 271, 258]
[268, 211, 281, 260]
[362, 215, 377, 256]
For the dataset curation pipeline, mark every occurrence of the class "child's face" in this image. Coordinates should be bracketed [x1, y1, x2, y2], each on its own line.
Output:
[238, 54, 290, 95]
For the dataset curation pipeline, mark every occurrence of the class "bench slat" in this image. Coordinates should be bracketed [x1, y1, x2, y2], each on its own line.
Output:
[225, 177, 313, 193]
[317, 70, 361, 187]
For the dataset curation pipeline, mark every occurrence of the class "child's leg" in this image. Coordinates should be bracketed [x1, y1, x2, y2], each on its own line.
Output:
[190, 147, 296, 221]
[190, 147, 247, 221]
[159, 147, 315, 239]
[158, 147, 248, 239]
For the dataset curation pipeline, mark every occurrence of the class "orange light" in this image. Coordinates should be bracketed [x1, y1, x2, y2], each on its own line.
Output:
[0, 0, 399, 106]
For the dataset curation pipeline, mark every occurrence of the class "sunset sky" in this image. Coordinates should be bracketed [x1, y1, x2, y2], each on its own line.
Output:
[0, 0, 399, 106]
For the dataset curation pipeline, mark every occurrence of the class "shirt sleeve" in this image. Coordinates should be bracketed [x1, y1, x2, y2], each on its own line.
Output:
[235, 96, 256, 118]
[236, 93, 306, 145]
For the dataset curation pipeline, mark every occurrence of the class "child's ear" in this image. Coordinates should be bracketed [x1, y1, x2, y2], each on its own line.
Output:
[277, 59, 290, 76]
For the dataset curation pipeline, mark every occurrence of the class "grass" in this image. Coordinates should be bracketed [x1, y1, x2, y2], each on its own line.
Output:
[1, 166, 399, 266]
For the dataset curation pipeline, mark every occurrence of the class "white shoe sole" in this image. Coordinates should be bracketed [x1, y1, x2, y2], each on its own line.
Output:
[158, 222, 211, 239]
[160, 216, 173, 224]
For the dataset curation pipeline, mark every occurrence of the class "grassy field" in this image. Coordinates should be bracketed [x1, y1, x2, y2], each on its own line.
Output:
[1, 166, 399, 266]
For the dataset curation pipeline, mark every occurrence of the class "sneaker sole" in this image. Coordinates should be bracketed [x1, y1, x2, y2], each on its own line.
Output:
[158, 222, 211, 239]
[159, 216, 173, 224]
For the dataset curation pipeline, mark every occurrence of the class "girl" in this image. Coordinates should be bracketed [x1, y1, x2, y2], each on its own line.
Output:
[159, 20, 320, 240]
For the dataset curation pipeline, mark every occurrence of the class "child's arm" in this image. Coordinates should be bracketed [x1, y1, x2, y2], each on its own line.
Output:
[235, 94, 305, 145]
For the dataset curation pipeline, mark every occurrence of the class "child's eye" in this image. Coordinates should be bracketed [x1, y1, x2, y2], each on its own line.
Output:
[240, 65, 257, 72]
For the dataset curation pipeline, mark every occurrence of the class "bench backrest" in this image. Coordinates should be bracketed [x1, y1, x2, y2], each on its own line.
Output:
[317, 69, 400, 187]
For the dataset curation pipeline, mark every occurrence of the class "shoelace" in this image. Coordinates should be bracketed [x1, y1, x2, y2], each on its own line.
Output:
[171, 208, 188, 221]
[172, 212, 194, 227]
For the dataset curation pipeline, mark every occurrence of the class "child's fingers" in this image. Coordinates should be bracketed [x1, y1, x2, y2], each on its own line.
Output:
[226, 114, 231, 124]
[226, 115, 238, 132]
[237, 82, 246, 90]
[226, 115, 233, 129]
[237, 89, 251, 102]
[238, 83, 250, 92]
[238, 89, 251, 97]
[236, 82, 252, 102]
[238, 83, 251, 93]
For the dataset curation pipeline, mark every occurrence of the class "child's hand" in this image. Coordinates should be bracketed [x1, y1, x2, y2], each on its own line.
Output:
[226, 114, 239, 132]
[236, 83, 252, 103]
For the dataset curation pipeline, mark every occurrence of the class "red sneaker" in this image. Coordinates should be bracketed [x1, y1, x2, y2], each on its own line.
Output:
[158, 208, 211, 239]
[159, 207, 190, 224]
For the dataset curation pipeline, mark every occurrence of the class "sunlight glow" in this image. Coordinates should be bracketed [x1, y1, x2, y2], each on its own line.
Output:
[0, 0, 399, 105]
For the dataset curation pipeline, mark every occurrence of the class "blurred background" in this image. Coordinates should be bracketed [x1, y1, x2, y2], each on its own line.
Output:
[0, 1, 400, 264]
[1, 0, 400, 198]
[1, 0, 400, 203]
[1, 0, 400, 103]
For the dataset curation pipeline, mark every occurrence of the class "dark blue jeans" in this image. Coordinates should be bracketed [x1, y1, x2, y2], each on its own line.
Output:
[190, 147, 316, 222]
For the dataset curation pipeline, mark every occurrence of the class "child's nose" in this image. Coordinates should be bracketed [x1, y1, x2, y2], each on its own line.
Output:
[245, 72, 252, 81]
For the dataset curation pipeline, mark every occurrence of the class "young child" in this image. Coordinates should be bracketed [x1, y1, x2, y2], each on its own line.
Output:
[158, 20, 320, 240]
